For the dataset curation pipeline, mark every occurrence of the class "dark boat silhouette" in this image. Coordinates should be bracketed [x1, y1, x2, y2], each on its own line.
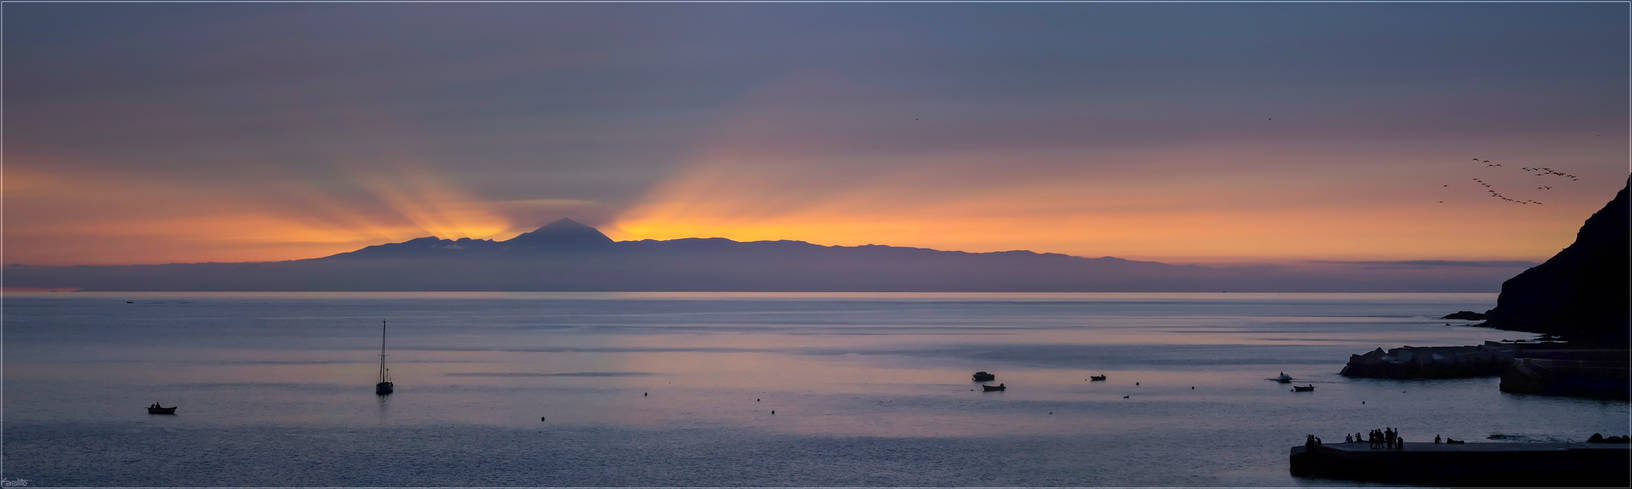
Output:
[1292, 384, 1315, 392]
[147, 403, 176, 415]
[375, 319, 394, 396]
[1090, 374, 1108, 381]
[982, 383, 1006, 392]
[972, 371, 995, 382]
[1275, 371, 1293, 383]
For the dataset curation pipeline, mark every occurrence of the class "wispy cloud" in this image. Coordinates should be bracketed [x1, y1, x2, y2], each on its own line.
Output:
[1311, 260, 1539, 269]
[446, 371, 653, 377]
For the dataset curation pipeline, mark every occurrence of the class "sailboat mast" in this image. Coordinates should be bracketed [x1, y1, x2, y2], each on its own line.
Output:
[378, 319, 388, 382]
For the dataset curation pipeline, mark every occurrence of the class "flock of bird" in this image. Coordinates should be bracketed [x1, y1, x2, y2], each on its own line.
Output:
[1444, 157, 1578, 206]
[1469, 177, 1542, 205]
[1520, 166, 1579, 181]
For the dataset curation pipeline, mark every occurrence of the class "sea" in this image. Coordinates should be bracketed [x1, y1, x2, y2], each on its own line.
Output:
[3, 292, 1627, 486]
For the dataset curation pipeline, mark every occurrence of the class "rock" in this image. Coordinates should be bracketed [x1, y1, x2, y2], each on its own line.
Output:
[1441, 311, 1487, 320]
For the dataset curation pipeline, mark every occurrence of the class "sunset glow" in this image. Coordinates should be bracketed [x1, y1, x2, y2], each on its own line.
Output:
[4, 3, 1626, 266]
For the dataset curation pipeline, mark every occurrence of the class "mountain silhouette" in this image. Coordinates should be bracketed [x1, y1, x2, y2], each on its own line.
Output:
[504, 218, 615, 249]
[328, 218, 613, 259]
[4, 221, 1532, 292]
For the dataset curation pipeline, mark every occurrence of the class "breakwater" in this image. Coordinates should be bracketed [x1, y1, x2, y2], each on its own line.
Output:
[1340, 342, 1630, 399]
[1338, 343, 1519, 379]
[1500, 351, 1631, 400]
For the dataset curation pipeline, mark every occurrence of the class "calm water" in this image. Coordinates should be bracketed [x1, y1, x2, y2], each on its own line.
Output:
[4, 292, 1627, 486]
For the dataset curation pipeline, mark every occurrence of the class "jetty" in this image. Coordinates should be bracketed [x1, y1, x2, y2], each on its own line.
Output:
[1290, 441, 1629, 486]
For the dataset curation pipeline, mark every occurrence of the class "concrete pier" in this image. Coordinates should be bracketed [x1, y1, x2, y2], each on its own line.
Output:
[1290, 442, 1629, 486]
[1501, 352, 1631, 400]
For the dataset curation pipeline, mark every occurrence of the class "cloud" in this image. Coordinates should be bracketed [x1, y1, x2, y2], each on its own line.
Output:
[1310, 260, 1540, 269]
[445, 371, 653, 377]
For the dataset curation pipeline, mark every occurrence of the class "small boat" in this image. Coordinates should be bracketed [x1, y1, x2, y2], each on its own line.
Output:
[1275, 372, 1293, 383]
[1292, 384, 1315, 392]
[147, 403, 177, 415]
[375, 319, 394, 396]
[1089, 374, 1108, 381]
[972, 371, 996, 382]
[982, 383, 1006, 392]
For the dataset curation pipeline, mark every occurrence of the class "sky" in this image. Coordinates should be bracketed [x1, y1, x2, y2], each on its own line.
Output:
[4, 3, 1628, 266]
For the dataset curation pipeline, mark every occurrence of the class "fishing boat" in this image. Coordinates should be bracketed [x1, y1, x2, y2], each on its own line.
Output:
[972, 371, 996, 382]
[1275, 371, 1293, 383]
[1090, 374, 1108, 381]
[375, 319, 394, 396]
[147, 403, 176, 415]
[1292, 384, 1315, 392]
[982, 383, 1007, 392]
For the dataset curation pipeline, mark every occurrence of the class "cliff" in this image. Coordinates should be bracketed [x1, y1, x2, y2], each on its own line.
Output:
[1482, 176, 1630, 344]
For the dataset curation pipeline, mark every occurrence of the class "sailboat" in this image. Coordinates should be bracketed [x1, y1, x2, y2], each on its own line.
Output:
[375, 319, 394, 395]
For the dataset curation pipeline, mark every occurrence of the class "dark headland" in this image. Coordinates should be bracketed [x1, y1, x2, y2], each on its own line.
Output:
[1482, 175, 1630, 344]
[1311, 176, 1631, 486]
[1342, 176, 1629, 392]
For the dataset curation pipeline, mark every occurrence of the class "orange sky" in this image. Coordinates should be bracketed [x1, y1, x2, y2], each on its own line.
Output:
[5, 3, 1627, 267]
[5, 137, 1624, 266]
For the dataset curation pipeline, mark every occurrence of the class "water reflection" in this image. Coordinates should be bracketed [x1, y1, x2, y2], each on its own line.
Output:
[3, 292, 1625, 486]
[376, 392, 390, 424]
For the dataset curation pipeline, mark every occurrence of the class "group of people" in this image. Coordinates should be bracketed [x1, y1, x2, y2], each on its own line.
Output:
[1343, 428, 1404, 449]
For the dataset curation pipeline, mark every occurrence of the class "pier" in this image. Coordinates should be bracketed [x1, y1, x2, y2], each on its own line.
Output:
[1290, 442, 1629, 486]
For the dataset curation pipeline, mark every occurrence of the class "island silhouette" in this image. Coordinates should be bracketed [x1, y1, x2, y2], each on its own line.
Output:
[0, 213, 1530, 293]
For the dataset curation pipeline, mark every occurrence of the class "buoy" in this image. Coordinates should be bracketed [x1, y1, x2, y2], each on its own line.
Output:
[771, 410, 775, 415]
[643, 392, 648, 397]
[1191, 386, 1196, 390]
[756, 398, 760, 402]
[540, 417, 546, 422]
[1123, 395, 1130, 399]
[1136, 382, 1140, 386]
